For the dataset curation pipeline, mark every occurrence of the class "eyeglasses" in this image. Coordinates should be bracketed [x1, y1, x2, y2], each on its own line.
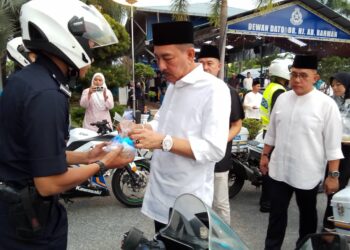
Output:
[290, 72, 310, 80]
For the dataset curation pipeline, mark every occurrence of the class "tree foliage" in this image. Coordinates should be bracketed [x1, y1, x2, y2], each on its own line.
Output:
[0, 0, 26, 54]
[87, 0, 127, 23]
[319, 56, 350, 83]
[135, 62, 155, 82]
[319, 0, 350, 17]
[171, 0, 189, 21]
[93, 14, 130, 67]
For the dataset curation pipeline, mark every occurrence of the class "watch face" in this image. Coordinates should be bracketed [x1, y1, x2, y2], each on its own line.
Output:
[329, 171, 340, 177]
[162, 136, 173, 151]
[163, 139, 171, 150]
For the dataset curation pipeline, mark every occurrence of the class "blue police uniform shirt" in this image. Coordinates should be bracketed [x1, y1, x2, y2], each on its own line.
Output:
[0, 55, 69, 182]
[0, 55, 69, 249]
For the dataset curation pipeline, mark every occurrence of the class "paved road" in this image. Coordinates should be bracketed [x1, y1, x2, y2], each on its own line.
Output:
[66, 182, 327, 250]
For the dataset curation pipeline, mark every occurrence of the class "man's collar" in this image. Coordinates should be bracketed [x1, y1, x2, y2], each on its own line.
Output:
[174, 64, 204, 88]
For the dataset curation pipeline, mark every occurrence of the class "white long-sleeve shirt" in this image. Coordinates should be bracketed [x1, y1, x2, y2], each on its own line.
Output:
[143, 64, 231, 223]
[265, 89, 343, 189]
[243, 91, 263, 119]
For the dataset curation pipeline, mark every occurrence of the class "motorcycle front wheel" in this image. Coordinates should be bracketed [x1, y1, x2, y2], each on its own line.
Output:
[111, 160, 150, 207]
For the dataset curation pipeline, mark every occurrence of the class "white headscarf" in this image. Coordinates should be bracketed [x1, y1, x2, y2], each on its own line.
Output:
[91, 72, 108, 111]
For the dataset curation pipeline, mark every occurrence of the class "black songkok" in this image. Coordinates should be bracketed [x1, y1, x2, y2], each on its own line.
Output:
[292, 54, 318, 70]
[152, 21, 194, 46]
[198, 44, 220, 60]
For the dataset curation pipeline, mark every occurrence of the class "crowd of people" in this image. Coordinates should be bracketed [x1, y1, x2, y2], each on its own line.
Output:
[1, 1, 350, 249]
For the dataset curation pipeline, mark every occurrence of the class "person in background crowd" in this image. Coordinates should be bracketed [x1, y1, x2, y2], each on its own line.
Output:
[135, 81, 145, 112]
[0, 1, 133, 249]
[259, 58, 291, 213]
[322, 72, 350, 232]
[314, 75, 333, 96]
[80, 72, 114, 132]
[154, 71, 162, 102]
[243, 80, 263, 120]
[260, 55, 343, 249]
[198, 44, 244, 225]
[264, 73, 270, 88]
[159, 77, 167, 105]
[243, 71, 253, 91]
[228, 72, 240, 90]
[128, 22, 231, 240]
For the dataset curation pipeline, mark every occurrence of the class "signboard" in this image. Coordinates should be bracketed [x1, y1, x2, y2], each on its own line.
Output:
[227, 2, 350, 42]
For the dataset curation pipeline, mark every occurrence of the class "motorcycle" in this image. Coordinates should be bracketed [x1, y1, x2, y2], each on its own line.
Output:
[63, 119, 151, 207]
[229, 127, 264, 198]
[295, 232, 349, 250]
[121, 193, 249, 250]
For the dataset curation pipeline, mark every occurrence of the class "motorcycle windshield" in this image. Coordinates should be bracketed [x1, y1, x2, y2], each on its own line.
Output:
[159, 193, 249, 250]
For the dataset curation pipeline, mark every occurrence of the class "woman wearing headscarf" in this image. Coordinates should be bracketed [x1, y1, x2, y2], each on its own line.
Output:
[80, 72, 114, 132]
[323, 72, 350, 232]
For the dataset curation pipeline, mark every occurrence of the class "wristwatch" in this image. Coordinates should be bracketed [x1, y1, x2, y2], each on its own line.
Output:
[94, 160, 108, 176]
[162, 135, 173, 152]
[328, 171, 340, 178]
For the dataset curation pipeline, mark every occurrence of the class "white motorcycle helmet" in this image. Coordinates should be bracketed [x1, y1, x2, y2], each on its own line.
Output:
[268, 58, 293, 81]
[6, 37, 31, 68]
[20, 0, 118, 70]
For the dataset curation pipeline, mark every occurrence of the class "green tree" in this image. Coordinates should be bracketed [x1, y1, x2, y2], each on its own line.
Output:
[87, 0, 127, 23]
[319, 0, 350, 17]
[319, 56, 350, 83]
[0, 0, 27, 90]
[135, 62, 155, 83]
[93, 14, 130, 67]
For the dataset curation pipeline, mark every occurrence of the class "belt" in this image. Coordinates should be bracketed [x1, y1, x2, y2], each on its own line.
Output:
[0, 180, 58, 202]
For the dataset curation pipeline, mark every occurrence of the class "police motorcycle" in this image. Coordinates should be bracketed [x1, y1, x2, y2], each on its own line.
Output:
[121, 193, 249, 250]
[64, 118, 151, 207]
[229, 127, 264, 198]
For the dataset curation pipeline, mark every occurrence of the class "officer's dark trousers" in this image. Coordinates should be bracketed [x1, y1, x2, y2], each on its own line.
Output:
[265, 177, 318, 250]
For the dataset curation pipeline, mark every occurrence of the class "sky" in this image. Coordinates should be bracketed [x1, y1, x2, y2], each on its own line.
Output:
[133, 0, 258, 10]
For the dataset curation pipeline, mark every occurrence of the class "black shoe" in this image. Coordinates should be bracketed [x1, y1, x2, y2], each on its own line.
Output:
[260, 201, 271, 213]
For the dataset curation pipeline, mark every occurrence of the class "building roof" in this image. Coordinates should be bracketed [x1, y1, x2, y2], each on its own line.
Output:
[136, 3, 245, 17]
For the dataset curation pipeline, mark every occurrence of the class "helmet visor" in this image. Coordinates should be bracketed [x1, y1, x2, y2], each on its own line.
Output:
[79, 5, 118, 48]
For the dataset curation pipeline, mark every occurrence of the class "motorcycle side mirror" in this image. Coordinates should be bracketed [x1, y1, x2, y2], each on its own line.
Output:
[296, 233, 349, 250]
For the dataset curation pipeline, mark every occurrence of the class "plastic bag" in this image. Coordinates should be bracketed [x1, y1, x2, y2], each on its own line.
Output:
[104, 120, 136, 157]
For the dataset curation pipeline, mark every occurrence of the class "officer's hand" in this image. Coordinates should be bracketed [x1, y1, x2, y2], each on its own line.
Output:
[101, 146, 134, 169]
[259, 155, 269, 175]
[324, 176, 339, 195]
[87, 142, 109, 163]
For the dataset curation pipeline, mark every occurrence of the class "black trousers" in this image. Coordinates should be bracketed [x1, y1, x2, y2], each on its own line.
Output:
[323, 144, 350, 229]
[265, 177, 319, 250]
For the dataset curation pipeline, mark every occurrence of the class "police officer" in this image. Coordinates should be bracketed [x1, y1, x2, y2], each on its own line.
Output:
[0, 0, 133, 249]
[259, 59, 292, 213]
